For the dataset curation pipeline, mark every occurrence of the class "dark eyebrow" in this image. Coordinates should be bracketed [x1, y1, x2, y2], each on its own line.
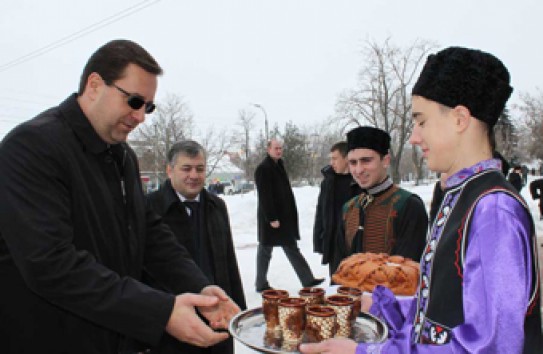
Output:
[348, 156, 373, 163]
[412, 112, 423, 121]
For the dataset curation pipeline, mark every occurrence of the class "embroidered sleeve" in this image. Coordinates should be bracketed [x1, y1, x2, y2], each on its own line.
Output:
[357, 193, 532, 354]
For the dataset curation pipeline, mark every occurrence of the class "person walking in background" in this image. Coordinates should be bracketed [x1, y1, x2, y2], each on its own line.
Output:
[254, 138, 324, 292]
[529, 178, 543, 220]
[207, 179, 219, 195]
[0, 40, 239, 354]
[301, 46, 542, 354]
[335, 126, 428, 265]
[508, 165, 524, 192]
[146, 140, 246, 354]
[313, 141, 361, 276]
[521, 164, 529, 185]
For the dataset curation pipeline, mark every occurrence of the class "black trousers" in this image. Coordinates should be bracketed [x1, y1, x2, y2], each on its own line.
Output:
[255, 243, 316, 289]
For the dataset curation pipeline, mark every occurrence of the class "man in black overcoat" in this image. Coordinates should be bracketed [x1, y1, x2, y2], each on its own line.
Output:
[254, 139, 324, 292]
[313, 141, 361, 276]
[146, 140, 246, 354]
[0, 40, 238, 354]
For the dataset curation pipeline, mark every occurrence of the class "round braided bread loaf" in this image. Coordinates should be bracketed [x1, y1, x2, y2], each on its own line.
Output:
[332, 253, 419, 296]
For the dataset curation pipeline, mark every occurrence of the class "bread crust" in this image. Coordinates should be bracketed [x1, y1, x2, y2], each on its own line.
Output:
[332, 253, 419, 296]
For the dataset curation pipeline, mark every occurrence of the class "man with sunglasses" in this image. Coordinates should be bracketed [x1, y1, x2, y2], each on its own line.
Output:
[0, 40, 240, 354]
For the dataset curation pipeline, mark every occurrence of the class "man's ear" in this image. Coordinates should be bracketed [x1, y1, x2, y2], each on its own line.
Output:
[382, 153, 391, 169]
[85, 72, 103, 100]
[453, 105, 472, 132]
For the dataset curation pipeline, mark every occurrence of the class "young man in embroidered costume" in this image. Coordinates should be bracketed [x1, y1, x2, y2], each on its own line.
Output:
[300, 47, 543, 354]
[334, 126, 428, 266]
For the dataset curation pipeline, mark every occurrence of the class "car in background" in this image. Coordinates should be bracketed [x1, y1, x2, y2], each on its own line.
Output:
[207, 181, 229, 195]
[223, 181, 235, 195]
[234, 181, 255, 195]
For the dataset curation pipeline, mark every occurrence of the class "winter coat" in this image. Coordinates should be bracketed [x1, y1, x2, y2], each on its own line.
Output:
[146, 180, 246, 354]
[313, 165, 361, 264]
[529, 178, 543, 200]
[508, 171, 523, 192]
[0, 94, 210, 354]
[254, 155, 299, 246]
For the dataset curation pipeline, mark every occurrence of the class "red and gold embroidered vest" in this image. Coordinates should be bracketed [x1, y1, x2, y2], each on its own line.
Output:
[343, 185, 411, 253]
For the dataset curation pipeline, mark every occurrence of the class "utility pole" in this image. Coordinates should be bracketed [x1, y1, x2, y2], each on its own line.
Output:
[252, 103, 269, 142]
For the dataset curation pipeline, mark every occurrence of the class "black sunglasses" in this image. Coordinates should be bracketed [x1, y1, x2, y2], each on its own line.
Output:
[111, 84, 156, 114]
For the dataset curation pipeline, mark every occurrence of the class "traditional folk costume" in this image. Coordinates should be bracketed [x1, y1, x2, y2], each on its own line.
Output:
[356, 46, 543, 354]
[355, 160, 542, 354]
[336, 126, 428, 265]
[337, 176, 428, 262]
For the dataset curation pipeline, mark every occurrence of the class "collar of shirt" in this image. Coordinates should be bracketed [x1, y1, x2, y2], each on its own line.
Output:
[176, 192, 201, 215]
[446, 158, 501, 188]
[366, 176, 393, 196]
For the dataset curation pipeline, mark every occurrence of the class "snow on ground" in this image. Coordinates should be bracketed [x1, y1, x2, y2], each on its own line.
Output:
[223, 175, 543, 353]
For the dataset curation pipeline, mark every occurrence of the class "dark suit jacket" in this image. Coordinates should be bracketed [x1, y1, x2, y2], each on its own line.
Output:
[254, 155, 299, 246]
[313, 165, 361, 265]
[146, 180, 246, 354]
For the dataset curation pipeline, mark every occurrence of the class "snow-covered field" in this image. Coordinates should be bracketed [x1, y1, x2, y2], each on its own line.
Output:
[224, 175, 543, 353]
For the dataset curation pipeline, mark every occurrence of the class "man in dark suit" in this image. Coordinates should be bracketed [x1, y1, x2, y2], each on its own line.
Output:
[313, 141, 361, 276]
[146, 140, 246, 354]
[254, 138, 324, 292]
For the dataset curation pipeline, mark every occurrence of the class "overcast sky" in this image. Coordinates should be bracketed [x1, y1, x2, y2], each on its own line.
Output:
[1, 0, 541, 139]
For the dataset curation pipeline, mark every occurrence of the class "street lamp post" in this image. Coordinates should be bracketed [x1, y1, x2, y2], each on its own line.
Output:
[252, 103, 269, 142]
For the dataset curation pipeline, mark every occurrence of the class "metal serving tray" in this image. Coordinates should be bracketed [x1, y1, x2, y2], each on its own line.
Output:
[229, 307, 388, 353]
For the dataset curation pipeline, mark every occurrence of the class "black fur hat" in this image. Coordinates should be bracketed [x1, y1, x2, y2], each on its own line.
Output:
[412, 47, 513, 127]
[346, 126, 390, 155]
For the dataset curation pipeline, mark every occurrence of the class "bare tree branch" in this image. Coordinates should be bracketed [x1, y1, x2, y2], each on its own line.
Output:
[334, 37, 436, 183]
[132, 93, 195, 186]
[237, 109, 256, 179]
[200, 127, 236, 178]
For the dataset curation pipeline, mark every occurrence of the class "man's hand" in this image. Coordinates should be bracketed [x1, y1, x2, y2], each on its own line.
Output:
[270, 220, 280, 228]
[165, 293, 229, 347]
[299, 338, 358, 354]
[199, 285, 241, 329]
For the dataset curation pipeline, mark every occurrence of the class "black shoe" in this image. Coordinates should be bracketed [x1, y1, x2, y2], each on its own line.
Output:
[305, 277, 325, 287]
[256, 285, 273, 293]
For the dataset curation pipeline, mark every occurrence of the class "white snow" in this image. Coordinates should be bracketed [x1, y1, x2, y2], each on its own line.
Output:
[222, 176, 543, 353]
